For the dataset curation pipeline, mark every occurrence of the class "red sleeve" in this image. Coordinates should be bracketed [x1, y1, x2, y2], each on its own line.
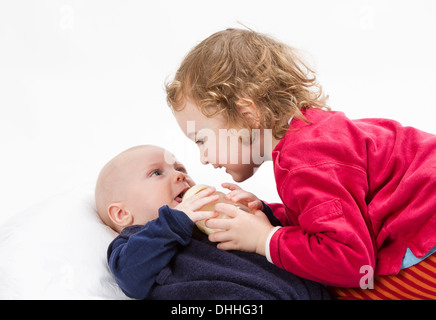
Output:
[265, 202, 292, 226]
[270, 163, 376, 287]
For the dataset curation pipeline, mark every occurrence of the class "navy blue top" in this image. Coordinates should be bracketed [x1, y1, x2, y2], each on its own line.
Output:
[107, 205, 332, 300]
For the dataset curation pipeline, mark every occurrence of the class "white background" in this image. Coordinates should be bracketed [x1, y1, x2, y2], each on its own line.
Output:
[1, 0, 435, 225]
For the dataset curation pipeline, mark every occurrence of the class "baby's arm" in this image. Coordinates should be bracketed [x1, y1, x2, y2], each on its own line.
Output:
[108, 206, 193, 299]
[107, 188, 218, 299]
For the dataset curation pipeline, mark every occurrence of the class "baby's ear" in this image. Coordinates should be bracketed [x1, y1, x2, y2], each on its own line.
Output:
[108, 203, 134, 230]
[235, 99, 261, 129]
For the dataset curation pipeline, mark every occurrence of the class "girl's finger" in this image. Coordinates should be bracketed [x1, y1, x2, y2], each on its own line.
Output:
[225, 189, 244, 200]
[214, 202, 240, 218]
[208, 230, 232, 243]
[191, 210, 219, 221]
[221, 182, 241, 191]
[205, 216, 232, 230]
[248, 200, 264, 210]
[229, 191, 252, 202]
[216, 241, 235, 251]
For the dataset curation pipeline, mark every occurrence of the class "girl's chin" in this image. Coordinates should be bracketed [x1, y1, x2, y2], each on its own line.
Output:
[225, 168, 253, 183]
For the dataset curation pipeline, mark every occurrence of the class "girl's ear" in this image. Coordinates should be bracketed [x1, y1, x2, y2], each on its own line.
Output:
[108, 203, 134, 229]
[235, 99, 261, 129]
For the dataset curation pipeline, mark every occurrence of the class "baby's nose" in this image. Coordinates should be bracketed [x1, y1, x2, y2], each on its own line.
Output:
[174, 171, 186, 181]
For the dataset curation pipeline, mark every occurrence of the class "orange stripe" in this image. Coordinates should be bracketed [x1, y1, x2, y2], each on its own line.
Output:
[332, 288, 358, 300]
[346, 288, 366, 299]
[377, 276, 417, 300]
[414, 263, 436, 285]
[330, 288, 346, 299]
[329, 254, 436, 300]
[418, 260, 436, 279]
[358, 287, 384, 300]
[424, 254, 436, 266]
[372, 279, 402, 300]
[401, 272, 436, 299]
[405, 268, 436, 294]
[389, 275, 435, 300]
[420, 256, 436, 270]
[409, 264, 436, 282]
[376, 278, 406, 300]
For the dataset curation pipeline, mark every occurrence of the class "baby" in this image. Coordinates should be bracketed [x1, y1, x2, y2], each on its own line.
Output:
[95, 145, 332, 300]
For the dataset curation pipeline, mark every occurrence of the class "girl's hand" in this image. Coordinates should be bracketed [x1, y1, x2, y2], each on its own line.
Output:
[206, 202, 274, 256]
[175, 187, 219, 223]
[221, 183, 264, 211]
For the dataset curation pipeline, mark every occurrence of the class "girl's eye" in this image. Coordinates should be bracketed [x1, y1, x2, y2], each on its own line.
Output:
[195, 138, 204, 146]
[150, 170, 162, 177]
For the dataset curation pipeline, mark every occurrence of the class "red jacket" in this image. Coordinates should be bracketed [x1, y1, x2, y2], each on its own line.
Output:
[269, 108, 436, 287]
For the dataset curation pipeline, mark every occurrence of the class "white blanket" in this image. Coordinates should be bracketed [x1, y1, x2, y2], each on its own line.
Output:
[0, 184, 130, 299]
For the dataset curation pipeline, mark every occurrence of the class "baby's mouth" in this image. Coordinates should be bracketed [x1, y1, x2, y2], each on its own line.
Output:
[174, 187, 190, 203]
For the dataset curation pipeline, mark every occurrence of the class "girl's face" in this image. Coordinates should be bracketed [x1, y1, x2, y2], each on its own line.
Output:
[174, 100, 266, 182]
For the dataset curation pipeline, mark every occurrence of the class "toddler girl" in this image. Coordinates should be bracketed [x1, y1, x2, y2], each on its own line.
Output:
[166, 28, 436, 299]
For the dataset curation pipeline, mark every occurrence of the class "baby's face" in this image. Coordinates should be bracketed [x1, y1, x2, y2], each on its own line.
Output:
[119, 146, 195, 225]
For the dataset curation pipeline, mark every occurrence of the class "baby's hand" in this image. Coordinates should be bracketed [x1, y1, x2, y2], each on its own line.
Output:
[222, 183, 264, 211]
[174, 187, 219, 223]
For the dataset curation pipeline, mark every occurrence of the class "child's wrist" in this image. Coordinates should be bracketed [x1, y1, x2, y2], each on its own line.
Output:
[255, 226, 275, 256]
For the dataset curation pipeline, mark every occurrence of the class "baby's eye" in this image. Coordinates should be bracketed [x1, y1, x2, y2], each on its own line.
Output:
[150, 170, 162, 177]
[176, 167, 187, 174]
[195, 138, 204, 146]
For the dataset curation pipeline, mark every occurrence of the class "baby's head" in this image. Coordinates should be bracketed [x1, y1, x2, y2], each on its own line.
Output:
[95, 145, 195, 232]
[166, 28, 327, 141]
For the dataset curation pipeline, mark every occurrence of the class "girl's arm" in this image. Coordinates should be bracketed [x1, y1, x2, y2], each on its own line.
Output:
[269, 164, 376, 287]
[209, 164, 376, 287]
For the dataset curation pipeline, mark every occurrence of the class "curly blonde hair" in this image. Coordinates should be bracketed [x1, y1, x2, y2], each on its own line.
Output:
[166, 28, 328, 140]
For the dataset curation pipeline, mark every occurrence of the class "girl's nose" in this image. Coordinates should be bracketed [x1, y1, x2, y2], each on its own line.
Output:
[200, 157, 209, 165]
[199, 152, 209, 165]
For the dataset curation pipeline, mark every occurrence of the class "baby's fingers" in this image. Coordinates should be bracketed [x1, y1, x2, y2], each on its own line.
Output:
[191, 194, 220, 210]
[191, 187, 216, 200]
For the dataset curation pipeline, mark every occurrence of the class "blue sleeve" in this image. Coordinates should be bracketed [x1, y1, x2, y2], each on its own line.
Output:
[107, 205, 194, 299]
[261, 201, 283, 227]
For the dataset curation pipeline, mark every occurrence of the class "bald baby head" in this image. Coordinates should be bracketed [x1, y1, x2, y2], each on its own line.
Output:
[95, 145, 194, 232]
